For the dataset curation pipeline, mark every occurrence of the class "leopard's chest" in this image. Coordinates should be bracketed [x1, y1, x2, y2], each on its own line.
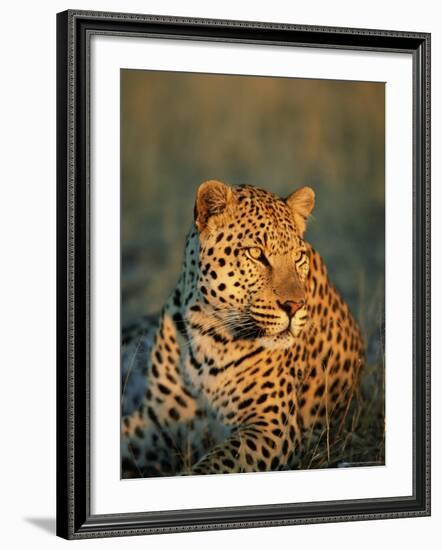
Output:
[183, 333, 295, 410]
[183, 336, 251, 396]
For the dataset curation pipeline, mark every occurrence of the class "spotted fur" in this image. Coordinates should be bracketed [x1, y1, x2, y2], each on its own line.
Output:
[122, 181, 364, 477]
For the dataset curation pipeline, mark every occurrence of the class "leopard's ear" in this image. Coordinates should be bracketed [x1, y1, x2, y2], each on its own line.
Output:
[286, 186, 315, 236]
[194, 180, 233, 232]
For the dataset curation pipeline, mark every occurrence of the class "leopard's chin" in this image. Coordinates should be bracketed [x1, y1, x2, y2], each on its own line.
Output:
[258, 318, 308, 349]
[258, 330, 296, 350]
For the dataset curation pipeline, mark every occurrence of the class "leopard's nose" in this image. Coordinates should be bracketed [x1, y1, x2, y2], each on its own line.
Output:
[278, 300, 304, 318]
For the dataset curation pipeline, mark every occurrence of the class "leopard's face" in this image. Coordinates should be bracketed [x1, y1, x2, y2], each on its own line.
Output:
[192, 181, 315, 349]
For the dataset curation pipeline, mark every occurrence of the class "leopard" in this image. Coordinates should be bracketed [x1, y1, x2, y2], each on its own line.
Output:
[121, 180, 364, 478]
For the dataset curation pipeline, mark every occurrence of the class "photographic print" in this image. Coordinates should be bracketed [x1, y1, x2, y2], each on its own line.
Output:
[120, 70, 385, 478]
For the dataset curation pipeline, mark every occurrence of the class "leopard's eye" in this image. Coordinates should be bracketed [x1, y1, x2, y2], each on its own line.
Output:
[295, 249, 309, 279]
[246, 247, 270, 267]
[248, 247, 262, 260]
[294, 250, 304, 262]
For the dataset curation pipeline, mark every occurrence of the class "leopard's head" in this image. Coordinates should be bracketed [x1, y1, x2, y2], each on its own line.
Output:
[187, 180, 315, 349]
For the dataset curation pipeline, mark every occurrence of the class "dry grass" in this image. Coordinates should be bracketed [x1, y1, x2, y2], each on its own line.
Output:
[299, 361, 385, 470]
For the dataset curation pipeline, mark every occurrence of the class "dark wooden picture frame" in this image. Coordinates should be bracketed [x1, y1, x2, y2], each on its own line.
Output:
[56, 10, 431, 539]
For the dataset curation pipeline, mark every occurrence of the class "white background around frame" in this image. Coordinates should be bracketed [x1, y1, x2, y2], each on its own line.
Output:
[91, 35, 413, 514]
[1, 0, 441, 549]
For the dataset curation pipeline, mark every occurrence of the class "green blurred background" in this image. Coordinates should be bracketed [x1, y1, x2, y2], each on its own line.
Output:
[121, 69, 384, 366]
